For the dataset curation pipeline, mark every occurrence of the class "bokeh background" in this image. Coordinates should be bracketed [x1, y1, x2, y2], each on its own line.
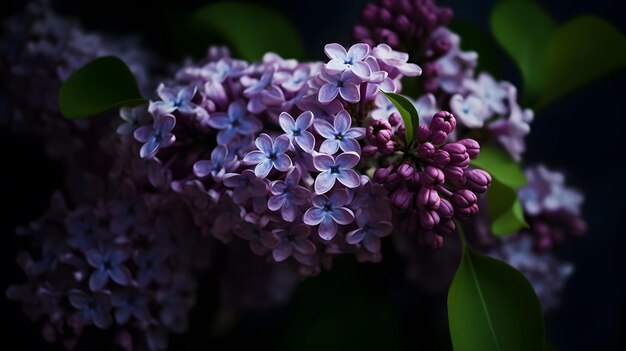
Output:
[1, 0, 625, 350]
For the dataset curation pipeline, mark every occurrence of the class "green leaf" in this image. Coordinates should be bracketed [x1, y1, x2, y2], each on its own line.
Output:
[471, 146, 528, 236]
[448, 239, 545, 351]
[490, 0, 556, 101]
[59, 56, 145, 119]
[538, 15, 626, 108]
[187, 1, 305, 61]
[381, 91, 419, 144]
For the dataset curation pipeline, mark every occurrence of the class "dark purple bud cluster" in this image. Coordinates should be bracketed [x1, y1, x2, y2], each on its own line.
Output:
[373, 111, 491, 248]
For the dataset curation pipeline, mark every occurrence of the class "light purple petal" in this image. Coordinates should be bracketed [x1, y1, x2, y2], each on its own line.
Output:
[281, 203, 298, 222]
[335, 152, 360, 168]
[238, 117, 262, 135]
[336, 169, 360, 188]
[255, 160, 273, 178]
[243, 150, 266, 164]
[330, 207, 354, 225]
[296, 131, 315, 152]
[207, 112, 230, 129]
[133, 125, 153, 143]
[328, 189, 349, 206]
[211, 145, 228, 163]
[335, 111, 352, 134]
[345, 229, 365, 244]
[155, 115, 176, 133]
[279, 112, 296, 133]
[324, 43, 347, 61]
[339, 84, 360, 103]
[157, 84, 176, 101]
[314, 119, 337, 139]
[314, 172, 336, 194]
[217, 128, 237, 144]
[255, 133, 273, 154]
[268, 195, 286, 211]
[311, 194, 329, 208]
[313, 154, 335, 171]
[140, 139, 160, 159]
[347, 43, 370, 61]
[343, 127, 365, 139]
[319, 84, 339, 103]
[193, 160, 212, 178]
[370, 221, 393, 237]
[350, 61, 371, 78]
[326, 59, 348, 73]
[303, 207, 326, 225]
[228, 100, 247, 118]
[274, 154, 292, 171]
[340, 138, 361, 153]
[274, 135, 291, 154]
[318, 217, 338, 240]
[319, 139, 340, 155]
[295, 111, 314, 130]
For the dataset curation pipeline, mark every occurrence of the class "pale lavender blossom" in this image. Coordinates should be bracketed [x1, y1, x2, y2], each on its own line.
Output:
[464, 73, 509, 115]
[303, 189, 355, 240]
[68, 290, 113, 329]
[272, 224, 316, 262]
[279, 111, 315, 152]
[207, 100, 262, 144]
[449, 94, 487, 128]
[268, 168, 311, 222]
[134, 114, 176, 159]
[314, 110, 365, 154]
[243, 133, 292, 178]
[488, 85, 533, 161]
[296, 95, 344, 122]
[318, 70, 362, 103]
[117, 106, 150, 135]
[193, 145, 239, 180]
[148, 84, 198, 115]
[243, 66, 285, 113]
[371, 43, 422, 77]
[345, 209, 393, 253]
[324, 43, 371, 78]
[313, 152, 361, 194]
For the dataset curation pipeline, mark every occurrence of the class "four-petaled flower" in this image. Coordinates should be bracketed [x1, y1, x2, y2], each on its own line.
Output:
[272, 224, 316, 262]
[134, 114, 176, 159]
[324, 43, 371, 78]
[268, 168, 311, 222]
[318, 70, 362, 104]
[345, 210, 393, 253]
[149, 84, 198, 115]
[117, 106, 150, 135]
[279, 111, 315, 152]
[233, 213, 280, 255]
[208, 100, 262, 144]
[193, 145, 238, 181]
[86, 246, 132, 291]
[313, 152, 361, 194]
[223, 169, 269, 204]
[68, 289, 113, 329]
[314, 110, 365, 154]
[450, 94, 487, 128]
[303, 189, 355, 240]
[243, 133, 292, 178]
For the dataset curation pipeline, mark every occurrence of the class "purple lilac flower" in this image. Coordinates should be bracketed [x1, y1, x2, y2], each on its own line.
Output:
[243, 66, 285, 113]
[68, 290, 113, 329]
[272, 224, 317, 262]
[313, 152, 361, 194]
[243, 133, 292, 178]
[303, 189, 355, 240]
[207, 100, 262, 144]
[117, 106, 150, 135]
[279, 111, 315, 152]
[149, 84, 198, 115]
[449, 94, 487, 128]
[324, 43, 372, 78]
[345, 209, 393, 253]
[193, 145, 239, 180]
[488, 85, 534, 161]
[296, 95, 344, 122]
[135, 247, 171, 287]
[86, 246, 132, 291]
[233, 213, 280, 255]
[268, 168, 311, 222]
[314, 110, 365, 154]
[223, 170, 269, 204]
[134, 114, 176, 159]
[371, 43, 422, 77]
[318, 70, 362, 103]
[464, 73, 509, 115]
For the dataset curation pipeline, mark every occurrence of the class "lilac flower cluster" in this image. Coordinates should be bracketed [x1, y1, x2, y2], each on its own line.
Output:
[518, 165, 587, 250]
[6, 189, 209, 350]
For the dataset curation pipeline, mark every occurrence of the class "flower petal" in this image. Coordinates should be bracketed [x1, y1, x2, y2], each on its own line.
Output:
[272, 243, 294, 263]
[295, 111, 314, 130]
[330, 207, 354, 225]
[296, 131, 315, 152]
[303, 207, 326, 225]
[318, 83, 339, 104]
[339, 138, 361, 153]
[89, 270, 109, 291]
[350, 61, 371, 78]
[319, 139, 340, 155]
[274, 154, 292, 172]
[255, 133, 273, 154]
[109, 265, 132, 286]
[347, 43, 370, 61]
[324, 43, 347, 61]
[274, 134, 291, 154]
[335, 152, 360, 168]
[314, 171, 336, 194]
[339, 83, 360, 103]
[133, 125, 153, 143]
[314, 119, 337, 138]
[334, 110, 351, 133]
[363, 234, 381, 253]
[345, 229, 365, 244]
[254, 160, 273, 178]
[140, 139, 160, 159]
[243, 150, 266, 164]
[278, 112, 296, 133]
[313, 154, 335, 171]
[318, 217, 338, 240]
[155, 114, 176, 133]
[336, 169, 360, 188]
[267, 194, 286, 211]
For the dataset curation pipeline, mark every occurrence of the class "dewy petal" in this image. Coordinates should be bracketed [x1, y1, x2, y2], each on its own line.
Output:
[330, 207, 354, 225]
[273, 134, 291, 154]
[347, 43, 370, 61]
[295, 111, 314, 130]
[350, 61, 371, 78]
[319, 139, 340, 155]
[273, 154, 292, 171]
[324, 43, 347, 61]
[336, 169, 360, 188]
[243, 150, 266, 164]
[314, 119, 337, 139]
[303, 207, 326, 225]
[314, 171, 336, 194]
[313, 154, 335, 171]
[318, 217, 338, 240]
[334, 110, 351, 133]
[319, 83, 339, 103]
[255, 133, 273, 154]
[339, 83, 360, 103]
[296, 131, 315, 152]
[279, 112, 296, 133]
[255, 160, 273, 178]
[345, 228, 365, 244]
[335, 152, 360, 168]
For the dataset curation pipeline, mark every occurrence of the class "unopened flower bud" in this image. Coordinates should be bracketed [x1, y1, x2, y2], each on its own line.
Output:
[432, 150, 450, 168]
[421, 166, 444, 187]
[417, 187, 441, 209]
[391, 188, 413, 209]
[397, 163, 415, 179]
[464, 169, 492, 194]
[417, 142, 435, 159]
[430, 111, 456, 134]
[450, 189, 478, 220]
[457, 138, 480, 159]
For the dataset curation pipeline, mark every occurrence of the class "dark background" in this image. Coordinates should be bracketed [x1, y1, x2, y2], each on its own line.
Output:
[1, 0, 625, 350]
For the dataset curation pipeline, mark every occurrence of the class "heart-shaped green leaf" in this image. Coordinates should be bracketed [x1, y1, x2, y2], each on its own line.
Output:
[448, 239, 545, 351]
[491, 0, 556, 101]
[59, 56, 146, 119]
[538, 15, 626, 108]
[471, 145, 528, 236]
[187, 1, 305, 61]
[381, 91, 419, 144]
